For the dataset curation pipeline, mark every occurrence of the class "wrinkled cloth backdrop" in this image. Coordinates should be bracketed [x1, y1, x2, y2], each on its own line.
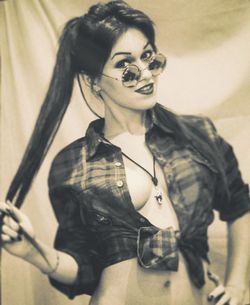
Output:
[0, 1, 250, 304]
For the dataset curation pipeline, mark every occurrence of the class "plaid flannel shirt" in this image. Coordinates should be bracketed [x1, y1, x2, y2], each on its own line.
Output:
[48, 103, 250, 298]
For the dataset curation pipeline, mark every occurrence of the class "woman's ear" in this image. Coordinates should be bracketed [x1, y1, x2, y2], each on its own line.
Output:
[92, 78, 102, 97]
[93, 83, 102, 93]
[81, 74, 102, 99]
[82, 75, 101, 92]
[82, 74, 92, 88]
[93, 85, 103, 100]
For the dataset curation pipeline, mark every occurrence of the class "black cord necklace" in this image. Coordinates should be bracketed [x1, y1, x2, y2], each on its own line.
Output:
[102, 137, 163, 205]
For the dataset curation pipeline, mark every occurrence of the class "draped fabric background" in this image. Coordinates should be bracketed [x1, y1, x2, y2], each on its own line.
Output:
[0, 0, 250, 304]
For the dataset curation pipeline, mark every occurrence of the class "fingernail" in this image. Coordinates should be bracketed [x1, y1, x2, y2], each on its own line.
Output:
[4, 209, 11, 218]
[207, 295, 214, 302]
[6, 207, 13, 216]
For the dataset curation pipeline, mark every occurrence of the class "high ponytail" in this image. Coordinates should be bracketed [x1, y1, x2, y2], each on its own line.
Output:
[6, 18, 81, 207]
[6, 0, 156, 208]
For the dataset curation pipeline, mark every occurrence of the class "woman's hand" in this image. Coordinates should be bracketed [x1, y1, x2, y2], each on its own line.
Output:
[208, 284, 246, 305]
[0, 201, 36, 259]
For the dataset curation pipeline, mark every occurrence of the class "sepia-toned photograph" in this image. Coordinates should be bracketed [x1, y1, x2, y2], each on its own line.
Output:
[0, 1, 250, 304]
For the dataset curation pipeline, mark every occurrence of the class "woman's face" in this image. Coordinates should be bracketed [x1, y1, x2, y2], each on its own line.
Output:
[96, 28, 159, 112]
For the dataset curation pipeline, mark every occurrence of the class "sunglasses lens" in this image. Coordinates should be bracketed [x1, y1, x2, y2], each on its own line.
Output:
[148, 54, 167, 76]
[122, 65, 140, 87]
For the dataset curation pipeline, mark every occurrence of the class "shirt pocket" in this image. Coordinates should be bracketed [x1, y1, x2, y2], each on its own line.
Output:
[188, 153, 218, 175]
[185, 146, 219, 187]
[188, 150, 218, 198]
[171, 147, 218, 215]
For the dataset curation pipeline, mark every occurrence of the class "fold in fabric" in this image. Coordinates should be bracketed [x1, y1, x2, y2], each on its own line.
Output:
[137, 226, 208, 288]
[137, 226, 179, 271]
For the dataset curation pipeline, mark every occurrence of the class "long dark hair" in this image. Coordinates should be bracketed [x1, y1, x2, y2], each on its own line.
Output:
[6, 0, 156, 207]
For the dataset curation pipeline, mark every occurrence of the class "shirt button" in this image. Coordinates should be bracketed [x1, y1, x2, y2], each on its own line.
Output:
[164, 280, 171, 288]
[175, 231, 181, 239]
[116, 180, 124, 187]
[115, 161, 122, 167]
[139, 217, 146, 223]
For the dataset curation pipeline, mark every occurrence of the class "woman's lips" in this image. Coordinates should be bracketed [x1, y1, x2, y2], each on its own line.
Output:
[135, 83, 154, 95]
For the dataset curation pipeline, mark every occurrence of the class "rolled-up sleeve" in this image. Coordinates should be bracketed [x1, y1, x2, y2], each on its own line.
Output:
[205, 118, 250, 221]
[48, 186, 102, 298]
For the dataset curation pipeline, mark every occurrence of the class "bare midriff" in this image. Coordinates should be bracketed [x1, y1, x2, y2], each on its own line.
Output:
[89, 134, 214, 305]
[90, 254, 211, 305]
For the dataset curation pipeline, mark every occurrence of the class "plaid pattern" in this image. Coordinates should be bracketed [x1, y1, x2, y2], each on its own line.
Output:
[137, 226, 179, 270]
[48, 103, 250, 298]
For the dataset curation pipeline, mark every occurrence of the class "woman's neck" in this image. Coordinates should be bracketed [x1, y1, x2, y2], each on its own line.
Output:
[103, 105, 148, 139]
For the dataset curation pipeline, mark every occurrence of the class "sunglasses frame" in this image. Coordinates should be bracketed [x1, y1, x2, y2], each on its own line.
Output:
[102, 53, 167, 88]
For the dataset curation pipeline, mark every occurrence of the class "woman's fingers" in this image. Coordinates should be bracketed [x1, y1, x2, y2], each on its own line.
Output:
[2, 223, 20, 239]
[1, 217, 21, 243]
[1, 232, 21, 243]
[208, 285, 228, 304]
[2, 209, 20, 234]
[6, 201, 25, 223]
[1, 233, 13, 242]
[215, 291, 231, 305]
[0, 201, 29, 231]
[0, 201, 9, 213]
[1, 214, 21, 242]
[0, 201, 22, 243]
[208, 284, 243, 305]
[3, 214, 20, 231]
[208, 284, 225, 299]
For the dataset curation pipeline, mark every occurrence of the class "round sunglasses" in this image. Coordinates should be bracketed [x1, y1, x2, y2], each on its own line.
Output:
[102, 53, 167, 87]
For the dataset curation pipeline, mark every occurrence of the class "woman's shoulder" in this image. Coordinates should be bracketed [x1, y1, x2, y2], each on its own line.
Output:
[155, 103, 217, 141]
[179, 113, 218, 142]
[53, 136, 87, 163]
[48, 136, 88, 189]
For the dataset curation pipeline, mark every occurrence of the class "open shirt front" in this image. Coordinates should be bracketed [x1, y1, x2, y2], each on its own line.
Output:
[48, 103, 250, 298]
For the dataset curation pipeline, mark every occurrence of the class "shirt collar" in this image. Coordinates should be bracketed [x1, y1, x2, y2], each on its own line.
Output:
[149, 103, 176, 135]
[86, 118, 106, 160]
[85, 103, 184, 160]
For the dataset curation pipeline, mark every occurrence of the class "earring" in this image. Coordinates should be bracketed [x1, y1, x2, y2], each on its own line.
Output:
[93, 84, 102, 98]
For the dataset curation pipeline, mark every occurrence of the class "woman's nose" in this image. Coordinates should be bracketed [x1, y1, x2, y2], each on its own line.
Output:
[139, 62, 153, 81]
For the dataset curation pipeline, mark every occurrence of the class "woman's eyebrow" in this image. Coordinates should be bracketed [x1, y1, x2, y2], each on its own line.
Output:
[111, 41, 151, 60]
[111, 52, 131, 60]
[143, 42, 151, 49]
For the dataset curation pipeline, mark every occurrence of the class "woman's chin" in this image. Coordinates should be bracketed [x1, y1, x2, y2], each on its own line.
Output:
[134, 94, 158, 110]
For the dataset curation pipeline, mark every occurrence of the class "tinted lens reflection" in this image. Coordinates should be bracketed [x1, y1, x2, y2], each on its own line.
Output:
[121, 54, 167, 87]
[148, 54, 166, 76]
[122, 65, 140, 87]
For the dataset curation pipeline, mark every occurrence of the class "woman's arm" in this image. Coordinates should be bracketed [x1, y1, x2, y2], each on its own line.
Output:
[0, 201, 78, 284]
[24, 239, 79, 284]
[202, 118, 250, 304]
[224, 212, 250, 301]
[208, 212, 250, 305]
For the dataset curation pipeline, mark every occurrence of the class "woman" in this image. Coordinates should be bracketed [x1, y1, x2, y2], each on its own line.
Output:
[0, 1, 250, 304]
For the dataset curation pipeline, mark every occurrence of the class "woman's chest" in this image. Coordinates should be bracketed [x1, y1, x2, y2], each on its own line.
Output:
[122, 155, 179, 229]
[82, 140, 217, 230]
[84, 143, 217, 203]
